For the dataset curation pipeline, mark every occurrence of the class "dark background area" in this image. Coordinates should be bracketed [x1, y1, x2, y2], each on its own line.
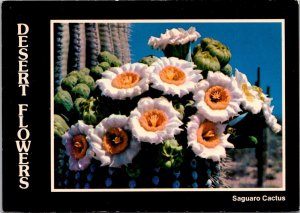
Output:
[2, 1, 299, 212]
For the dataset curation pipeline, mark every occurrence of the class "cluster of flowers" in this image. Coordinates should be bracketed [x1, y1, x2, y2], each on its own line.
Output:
[61, 27, 281, 172]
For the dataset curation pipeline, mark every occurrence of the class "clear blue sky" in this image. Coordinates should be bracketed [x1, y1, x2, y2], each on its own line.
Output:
[129, 22, 282, 118]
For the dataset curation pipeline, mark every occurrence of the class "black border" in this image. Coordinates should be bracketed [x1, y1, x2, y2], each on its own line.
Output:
[2, 1, 299, 212]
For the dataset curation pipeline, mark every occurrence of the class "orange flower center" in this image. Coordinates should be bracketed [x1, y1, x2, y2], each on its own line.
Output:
[159, 66, 186, 85]
[205, 86, 231, 110]
[102, 127, 129, 155]
[71, 134, 89, 160]
[139, 109, 168, 132]
[241, 83, 254, 102]
[111, 72, 140, 89]
[197, 121, 220, 148]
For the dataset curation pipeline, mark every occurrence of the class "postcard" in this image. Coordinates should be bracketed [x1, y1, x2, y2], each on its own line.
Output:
[2, 1, 299, 212]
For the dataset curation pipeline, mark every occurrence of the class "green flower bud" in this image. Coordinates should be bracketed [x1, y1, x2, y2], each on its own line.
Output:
[74, 97, 87, 117]
[98, 51, 122, 67]
[71, 83, 90, 99]
[90, 65, 103, 80]
[174, 102, 185, 118]
[158, 139, 183, 169]
[221, 64, 232, 76]
[138, 55, 159, 66]
[248, 136, 258, 145]
[99, 62, 110, 71]
[164, 160, 172, 169]
[79, 67, 90, 75]
[68, 70, 85, 80]
[54, 90, 73, 114]
[83, 110, 97, 126]
[61, 75, 78, 92]
[78, 97, 102, 125]
[203, 38, 231, 66]
[78, 75, 96, 91]
[200, 37, 232, 67]
[54, 114, 70, 138]
[192, 50, 221, 72]
[200, 37, 218, 49]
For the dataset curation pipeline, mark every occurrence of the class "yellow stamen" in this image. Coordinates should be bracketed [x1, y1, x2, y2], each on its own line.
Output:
[71, 134, 88, 160]
[197, 121, 220, 148]
[149, 114, 159, 127]
[203, 130, 215, 139]
[139, 109, 168, 132]
[205, 86, 231, 110]
[102, 128, 129, 155]
[159, 66, 186, 85]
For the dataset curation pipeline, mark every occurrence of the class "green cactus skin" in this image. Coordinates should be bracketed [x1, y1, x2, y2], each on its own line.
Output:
[162, 42, 191, 60]
[126, 164, 142, 179]
[220, 64, 232, 76]
[98, 51, 122, 67]
[192, 50, 221, 71]
[139, 55, 159, 66]
[71, 83, 90, 99]
[54, 114, 70, 138]
[54, 90, 74, 114]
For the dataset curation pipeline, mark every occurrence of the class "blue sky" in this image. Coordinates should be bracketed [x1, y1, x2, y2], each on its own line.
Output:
[129, 22, 283, 118]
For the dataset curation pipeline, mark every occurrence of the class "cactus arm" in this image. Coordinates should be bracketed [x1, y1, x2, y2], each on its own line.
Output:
[54, 23, 63, 93]
[79, 23, 86, 70]
[118, 23, 131, 64]
[85, 23, 99, 69]
[61, 23, 69, 78]
[110, 23, 122, 62]
[99, 23, 114, 54]
[68, 23, 81, 73]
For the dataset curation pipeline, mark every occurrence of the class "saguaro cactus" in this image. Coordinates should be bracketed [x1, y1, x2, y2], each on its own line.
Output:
[68, 23, 81, 72]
